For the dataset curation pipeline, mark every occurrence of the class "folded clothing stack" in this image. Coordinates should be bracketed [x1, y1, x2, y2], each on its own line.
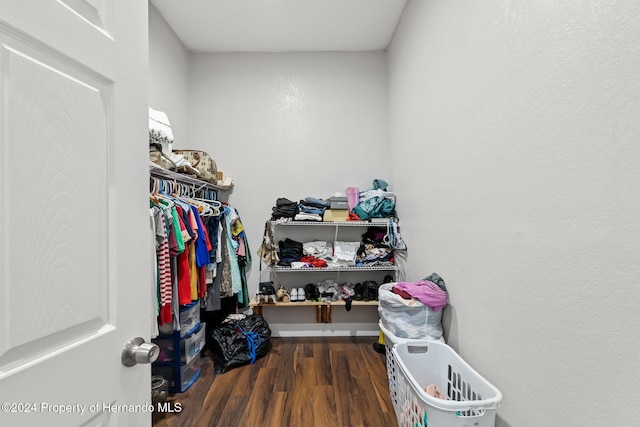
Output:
[271, 198, 298, 221]
[295, 197, 330, 222]
[277, 238, 303, 266]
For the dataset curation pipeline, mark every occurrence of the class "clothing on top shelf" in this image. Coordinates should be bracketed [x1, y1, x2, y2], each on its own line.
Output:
[270, 196, 332, 222]
[271, 197, 298, 220]
[297, 197, 330, 218]
[352, 179, 397, 220]
[294, 212, 323, 221]
[269, 184, 399, 223]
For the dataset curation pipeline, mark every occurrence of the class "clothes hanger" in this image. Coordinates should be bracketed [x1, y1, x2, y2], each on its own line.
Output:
[383, 219, 406, 250]
[150, 177, 160, 204]
[176, 182, 215, 216]
[193, 197, 222, 210]
[382, 220, 392, 246]
[154, 178, 179, 208]
[178, 183, 221, 215]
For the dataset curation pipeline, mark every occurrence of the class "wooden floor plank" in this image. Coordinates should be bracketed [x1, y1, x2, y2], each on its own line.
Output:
[153, 337, 398, 427]
[242, 367, 279, 427]
[332, 349, 364, 427]
[312, 339, 333, 386]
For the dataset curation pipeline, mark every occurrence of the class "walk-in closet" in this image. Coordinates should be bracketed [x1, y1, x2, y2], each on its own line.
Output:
[1, 1, 637, 426]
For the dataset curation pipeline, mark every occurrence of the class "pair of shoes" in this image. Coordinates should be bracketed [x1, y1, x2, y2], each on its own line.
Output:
[353, 283, 363, 300]
[276, 286, 289, 302]
[304, 283, 319, 301]
[290, 288, 307, 302]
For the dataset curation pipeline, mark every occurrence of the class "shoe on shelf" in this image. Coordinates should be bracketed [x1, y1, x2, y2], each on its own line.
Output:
[276, 285, 288, 302]
[353, 283, 363, 301]
[297, 287, 306, 302]
[290, 288, 298, 302]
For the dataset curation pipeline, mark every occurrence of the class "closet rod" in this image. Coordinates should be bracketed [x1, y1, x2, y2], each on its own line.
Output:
[151, 176, 218, 203]
[149, 163, 222, 194]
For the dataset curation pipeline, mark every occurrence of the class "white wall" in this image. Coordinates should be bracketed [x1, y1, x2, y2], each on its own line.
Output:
[189, 52, 389, 331]
[388, 1, 640, 426]
[148, 3, 190, 146]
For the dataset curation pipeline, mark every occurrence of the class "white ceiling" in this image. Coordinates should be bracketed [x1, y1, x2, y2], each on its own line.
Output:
[150, 0, 408, 53]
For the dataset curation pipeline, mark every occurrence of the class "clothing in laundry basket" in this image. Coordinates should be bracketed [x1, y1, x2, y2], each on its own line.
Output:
[393, 280, 448, 311]
[423, 384, 446, 400]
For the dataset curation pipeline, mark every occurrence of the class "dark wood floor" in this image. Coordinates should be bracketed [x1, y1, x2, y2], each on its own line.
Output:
[152, 336, 398, 427]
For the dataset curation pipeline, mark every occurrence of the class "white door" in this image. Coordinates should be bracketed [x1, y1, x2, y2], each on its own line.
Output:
[0, 1, 151, 426]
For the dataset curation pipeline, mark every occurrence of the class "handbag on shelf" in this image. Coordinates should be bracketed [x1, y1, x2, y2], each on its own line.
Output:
[172, 149, 218, 184]
[259, 281, 276, 296]
[257, 221, 279, 267]
[149, 143, 176, 170]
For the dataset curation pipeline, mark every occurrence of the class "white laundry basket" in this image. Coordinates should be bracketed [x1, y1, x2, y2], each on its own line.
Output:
[380, 320, 445, 414]
[391, 340, 503, 427]
[379, 321, 409, 411]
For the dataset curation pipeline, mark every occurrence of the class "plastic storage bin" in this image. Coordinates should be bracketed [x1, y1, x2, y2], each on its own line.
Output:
[154, 322, 206, 364]
[152, 352, 202, 393]
[153, 336, 177, 363]
[183, 322, 206, 364]
[179, 302, 200, 337]
[391, 341, 502, 427]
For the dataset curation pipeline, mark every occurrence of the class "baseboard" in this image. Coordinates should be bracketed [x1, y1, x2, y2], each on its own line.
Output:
[268, 322, 380, 337]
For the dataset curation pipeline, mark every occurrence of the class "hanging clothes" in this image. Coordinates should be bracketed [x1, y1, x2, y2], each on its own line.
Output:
[151, 205, 173, 325]
[150, 175, 251, 331]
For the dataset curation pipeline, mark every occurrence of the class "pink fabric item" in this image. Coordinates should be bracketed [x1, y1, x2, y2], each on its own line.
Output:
[346, 186, 360, 212]
[423, 384, 446, 399]
[393, 280, 448, 311]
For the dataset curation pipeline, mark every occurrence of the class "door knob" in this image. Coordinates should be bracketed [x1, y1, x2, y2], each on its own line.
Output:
[121, 337, 159, 367]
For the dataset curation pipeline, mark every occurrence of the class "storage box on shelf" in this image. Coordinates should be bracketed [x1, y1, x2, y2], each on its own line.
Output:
[329, 197, 348, 209]
[152, 301, 204, 393]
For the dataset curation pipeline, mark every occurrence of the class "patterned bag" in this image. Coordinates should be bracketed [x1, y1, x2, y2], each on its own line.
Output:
[149, 143, 176, 170]
[172, 149, 218, 184]
[257, 221, 279, 267]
